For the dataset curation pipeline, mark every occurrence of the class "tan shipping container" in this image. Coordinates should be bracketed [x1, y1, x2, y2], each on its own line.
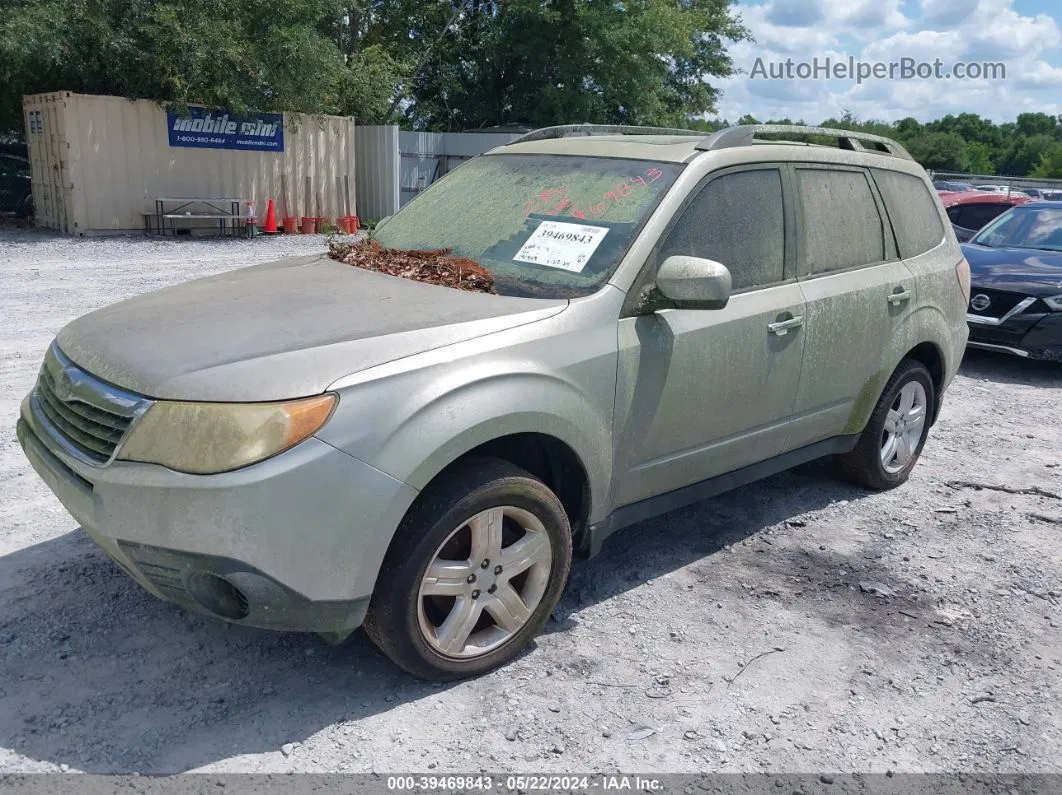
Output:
[23, 91, 356, 235]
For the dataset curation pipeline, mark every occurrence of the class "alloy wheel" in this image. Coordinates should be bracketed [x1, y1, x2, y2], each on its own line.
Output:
[417, 506, 553, 659]
[880, 381, 928, 474]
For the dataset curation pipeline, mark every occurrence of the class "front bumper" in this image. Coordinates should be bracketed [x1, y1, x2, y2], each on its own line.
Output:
[17, 396, 419, 634]
[968, 311, 1062, 362]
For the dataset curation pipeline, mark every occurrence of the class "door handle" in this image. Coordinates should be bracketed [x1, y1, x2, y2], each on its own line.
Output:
[888, 288, 912, 305]
[768, 315, 804, 336]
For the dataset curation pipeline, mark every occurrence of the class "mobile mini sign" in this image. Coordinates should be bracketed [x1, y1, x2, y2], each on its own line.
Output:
[167, 107, 284, 152]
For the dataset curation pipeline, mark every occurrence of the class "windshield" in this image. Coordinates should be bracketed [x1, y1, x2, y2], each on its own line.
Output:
[972, 206, 1062, 251]
[374, 154, 683, 298]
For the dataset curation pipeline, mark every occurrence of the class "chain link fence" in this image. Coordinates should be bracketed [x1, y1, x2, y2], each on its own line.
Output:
[929, 170, 1062, 193]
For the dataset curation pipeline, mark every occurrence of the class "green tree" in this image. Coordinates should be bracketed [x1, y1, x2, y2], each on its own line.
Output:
[893, 116, 923, 141]
[905, 132, 971, 172]
[1014, 112, 1062, 139]
[1031, 142, 1062, 179]
[998, 134, 1056, 176]
[0, 0, 419, 131]
[928, 113, 1003, 151]
[965, 141, 994, 175]
[399, 0, 750, 130]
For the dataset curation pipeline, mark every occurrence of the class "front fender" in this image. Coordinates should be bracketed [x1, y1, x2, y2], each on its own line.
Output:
[315, 309, 620, 526]
[378, 375, 612, 511]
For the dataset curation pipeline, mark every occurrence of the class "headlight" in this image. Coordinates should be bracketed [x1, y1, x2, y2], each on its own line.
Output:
[1044, 295, 1062, 311]
[117, 394, 337, 474]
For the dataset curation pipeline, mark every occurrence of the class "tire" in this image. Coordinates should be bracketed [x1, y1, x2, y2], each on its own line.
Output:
[835, 359, 935, 491]
[364, 458, 572, 681]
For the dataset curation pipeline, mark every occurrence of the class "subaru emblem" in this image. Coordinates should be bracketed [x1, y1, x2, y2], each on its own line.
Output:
[970, 294, 991, 312]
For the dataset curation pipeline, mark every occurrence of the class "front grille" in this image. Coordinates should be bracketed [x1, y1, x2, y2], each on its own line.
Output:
[31, 345, 147, 464]
[968, 289, 1031, 318]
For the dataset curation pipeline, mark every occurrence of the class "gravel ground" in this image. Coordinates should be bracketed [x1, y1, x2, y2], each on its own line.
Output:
[0, 228, 1059, 775]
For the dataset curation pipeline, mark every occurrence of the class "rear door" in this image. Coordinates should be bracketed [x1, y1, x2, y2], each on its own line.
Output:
[786, 165, 917, 450]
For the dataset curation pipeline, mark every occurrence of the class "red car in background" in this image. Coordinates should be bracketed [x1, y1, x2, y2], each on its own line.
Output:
[940, 190, 1032, 242]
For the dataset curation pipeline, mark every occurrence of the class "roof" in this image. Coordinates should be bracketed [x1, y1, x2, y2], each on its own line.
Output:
[496, 134, 703, 163]
[941, 191, 1031, 207]
[489, 123, 915, 165]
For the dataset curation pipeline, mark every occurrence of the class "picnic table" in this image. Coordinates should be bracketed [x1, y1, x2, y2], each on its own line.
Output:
[144, 197, 246, 236]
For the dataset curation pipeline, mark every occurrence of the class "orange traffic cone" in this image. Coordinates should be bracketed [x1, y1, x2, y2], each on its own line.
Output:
[263, 199, 278, 234]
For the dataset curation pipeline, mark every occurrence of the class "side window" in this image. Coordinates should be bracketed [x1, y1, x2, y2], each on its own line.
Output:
[946, 206, 962, 223]
[871, 169, 945, 258]
[795, 168, 885, 274]
[659, 168, 785, 291]
[953, 206, 974, 228]
[964, 204, 1010, 230]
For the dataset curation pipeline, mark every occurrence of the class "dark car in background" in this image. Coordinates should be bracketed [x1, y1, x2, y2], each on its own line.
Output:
[963, 202, 1062, 361]
[0, 154, 32, 217]
[942, 191, 1030, 242]
[934, 180, 975, 192]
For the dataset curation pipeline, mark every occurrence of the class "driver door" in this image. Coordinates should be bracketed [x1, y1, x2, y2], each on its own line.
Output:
[611, 166, 806, 509]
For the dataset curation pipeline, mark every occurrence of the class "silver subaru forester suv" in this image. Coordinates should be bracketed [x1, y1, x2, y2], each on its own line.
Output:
[18, 125, 970, 680]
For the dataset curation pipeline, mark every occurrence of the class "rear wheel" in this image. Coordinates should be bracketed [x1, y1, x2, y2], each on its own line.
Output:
[836, 359, 935, 490]
[365, 459, 572, 680]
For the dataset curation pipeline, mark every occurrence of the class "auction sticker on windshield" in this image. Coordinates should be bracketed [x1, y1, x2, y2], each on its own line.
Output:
[514, 221, 609, 273]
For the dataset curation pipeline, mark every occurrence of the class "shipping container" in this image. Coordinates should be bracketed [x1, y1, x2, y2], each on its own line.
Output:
[23, 92, 357, 235]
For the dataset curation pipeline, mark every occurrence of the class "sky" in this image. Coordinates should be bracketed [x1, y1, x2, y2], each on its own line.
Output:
[714, 0, 1062, 124]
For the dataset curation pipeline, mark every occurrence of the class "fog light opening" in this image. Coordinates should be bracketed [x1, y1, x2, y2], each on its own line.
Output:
[186, 573, 250, 620]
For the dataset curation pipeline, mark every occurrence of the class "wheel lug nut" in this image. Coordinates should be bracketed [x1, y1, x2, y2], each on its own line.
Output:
[471, 590, 480, 599]
[466, 574, 476, 583]
[481, 559, 490, 569]
[488, 584, 497, 594]
[494, 565, 503, 574]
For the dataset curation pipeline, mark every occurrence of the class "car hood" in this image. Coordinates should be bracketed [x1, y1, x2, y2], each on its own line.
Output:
[56, 254, 567, 401]
[962, 243, 1062, 294]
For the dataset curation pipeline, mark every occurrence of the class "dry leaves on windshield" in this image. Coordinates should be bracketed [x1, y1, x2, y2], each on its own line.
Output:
[328, 237, 496, 294]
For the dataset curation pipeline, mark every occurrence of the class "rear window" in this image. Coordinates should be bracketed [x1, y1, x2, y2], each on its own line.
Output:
[872, 169, 945, 258]
[795, 168, 885, 274]
[958, 203, 1012, 231]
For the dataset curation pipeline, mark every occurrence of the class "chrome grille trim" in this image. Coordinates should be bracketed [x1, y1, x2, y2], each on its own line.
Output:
[30, 343, 153, 467]
[966, 296, 1038, 326]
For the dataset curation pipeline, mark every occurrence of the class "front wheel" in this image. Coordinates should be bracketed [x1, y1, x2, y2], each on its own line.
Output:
[835, 359, 935, 490]
[365, 459, 572, 680]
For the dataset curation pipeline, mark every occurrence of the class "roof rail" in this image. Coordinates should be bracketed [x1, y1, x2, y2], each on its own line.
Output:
[697, 125, 913, 160]
[510, 124, 701, 145]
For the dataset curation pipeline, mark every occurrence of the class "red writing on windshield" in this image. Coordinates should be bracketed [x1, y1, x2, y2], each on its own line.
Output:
[524, 167, 666, 220]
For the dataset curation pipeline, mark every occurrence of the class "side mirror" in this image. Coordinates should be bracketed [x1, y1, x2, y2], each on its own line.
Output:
[654, 255, 732, 311]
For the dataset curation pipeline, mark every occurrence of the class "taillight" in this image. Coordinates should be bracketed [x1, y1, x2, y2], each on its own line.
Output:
[956, 258, 971, 304]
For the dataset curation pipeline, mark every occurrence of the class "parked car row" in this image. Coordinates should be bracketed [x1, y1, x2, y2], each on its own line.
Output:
[941, 190, 1031, 242]
[932, 180, 1062, 360]
[0, 153, 32, 217]
[962, 202, 1062, 362]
